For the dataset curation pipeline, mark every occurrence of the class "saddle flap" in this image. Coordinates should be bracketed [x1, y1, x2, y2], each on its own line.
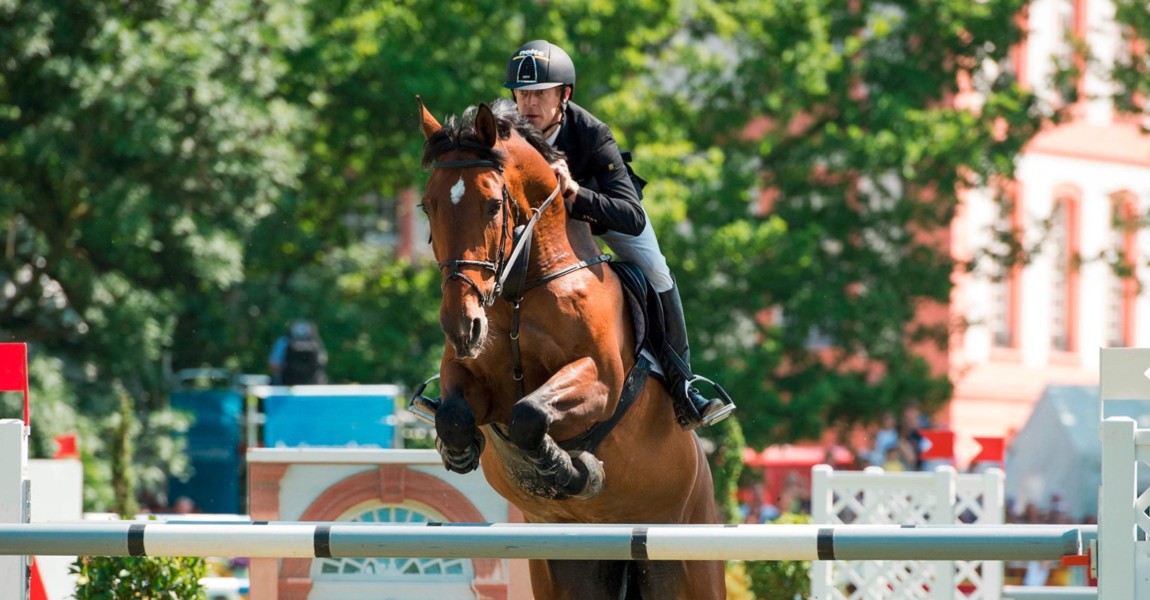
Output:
[607, 261, 659, 358]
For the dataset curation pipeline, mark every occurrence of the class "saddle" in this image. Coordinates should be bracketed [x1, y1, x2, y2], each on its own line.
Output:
[606, 260, 661, 363]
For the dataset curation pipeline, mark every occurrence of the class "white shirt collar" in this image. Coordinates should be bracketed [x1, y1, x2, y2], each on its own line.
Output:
[546, 125, 561, 146]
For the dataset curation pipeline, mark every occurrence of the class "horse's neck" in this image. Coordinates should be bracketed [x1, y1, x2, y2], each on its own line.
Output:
[525, 188, 601, 277]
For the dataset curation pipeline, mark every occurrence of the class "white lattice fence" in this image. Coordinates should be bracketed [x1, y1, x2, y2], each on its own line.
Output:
[811, 465, 1005, 600]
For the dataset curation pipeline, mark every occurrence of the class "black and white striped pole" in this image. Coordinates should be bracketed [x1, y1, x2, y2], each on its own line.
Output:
[0, 522, 1082, 562]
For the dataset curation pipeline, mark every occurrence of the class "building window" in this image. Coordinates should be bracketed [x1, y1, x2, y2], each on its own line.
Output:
[989, 194, 1020, 349]
[312, 505, 473, 582]
[989, 273, 1014, 348]
[1106, 192, 1138, 347]
[1048, 191, 1079, 353]
[346, 191, 399, 247]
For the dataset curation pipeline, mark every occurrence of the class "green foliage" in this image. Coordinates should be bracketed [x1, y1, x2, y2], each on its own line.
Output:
[745, 513, 812, 600]
[1, 0, 301, 509]
[708, 417, 747, 524]
[1, 0, 1055, 513]
[1110, 1, 1150, 118]
[614, 0, 1040, 444]
[71, 555, 207, 600]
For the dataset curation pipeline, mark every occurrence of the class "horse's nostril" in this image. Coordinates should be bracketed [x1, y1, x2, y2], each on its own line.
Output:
[470, 317, 484, 344]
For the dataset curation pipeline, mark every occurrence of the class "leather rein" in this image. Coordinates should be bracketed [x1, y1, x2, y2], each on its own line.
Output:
[430, 157, 611, 400]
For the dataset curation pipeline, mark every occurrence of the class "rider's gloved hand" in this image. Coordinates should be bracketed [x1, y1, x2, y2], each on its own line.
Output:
[551, 160, 580, 200]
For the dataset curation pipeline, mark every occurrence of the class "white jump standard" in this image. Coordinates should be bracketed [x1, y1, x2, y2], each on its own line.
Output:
[0, 522, 1082, 561]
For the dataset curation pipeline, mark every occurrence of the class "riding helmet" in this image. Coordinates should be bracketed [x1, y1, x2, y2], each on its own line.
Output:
[503, 40, 576, 91]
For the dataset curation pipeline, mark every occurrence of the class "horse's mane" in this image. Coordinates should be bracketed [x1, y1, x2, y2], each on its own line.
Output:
[422, 98, 565, 168]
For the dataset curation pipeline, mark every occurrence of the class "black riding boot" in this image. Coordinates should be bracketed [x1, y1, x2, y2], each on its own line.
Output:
[657, 282, 736, 431]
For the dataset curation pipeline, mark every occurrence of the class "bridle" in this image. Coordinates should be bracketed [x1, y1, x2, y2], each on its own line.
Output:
[429, 157, 562, 307]
[428, 158, 522, 307]
[429, 154, 610, 400]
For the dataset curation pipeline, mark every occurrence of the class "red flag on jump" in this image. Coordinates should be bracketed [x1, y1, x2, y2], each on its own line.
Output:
[0, 343, 29, 426]
[920, 429, 955, 461]
[971, 436, 1005, 464]
[30, 557, 48, 600]
[54, 433, 79, 459]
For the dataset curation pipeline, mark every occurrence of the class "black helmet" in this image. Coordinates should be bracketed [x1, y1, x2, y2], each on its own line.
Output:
[503, 40, 576, 91]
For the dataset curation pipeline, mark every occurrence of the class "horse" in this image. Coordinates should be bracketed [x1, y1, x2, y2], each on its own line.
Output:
[415, 97, 725, 599]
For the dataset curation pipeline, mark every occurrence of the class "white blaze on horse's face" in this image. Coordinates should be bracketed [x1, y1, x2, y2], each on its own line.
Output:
[450, 176, 465, 205]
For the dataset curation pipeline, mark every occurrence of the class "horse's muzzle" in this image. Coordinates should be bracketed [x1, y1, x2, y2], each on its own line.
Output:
[442, 309, 488, 359]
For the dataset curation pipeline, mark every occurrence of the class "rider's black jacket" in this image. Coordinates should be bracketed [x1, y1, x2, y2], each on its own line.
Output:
[553, 102, 646, 236]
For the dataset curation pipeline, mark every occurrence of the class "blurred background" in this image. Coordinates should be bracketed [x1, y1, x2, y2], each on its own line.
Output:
[1, 0, 1148, 537]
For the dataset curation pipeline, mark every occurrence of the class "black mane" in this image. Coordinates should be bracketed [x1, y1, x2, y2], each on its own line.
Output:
[422, 98, 565, 168]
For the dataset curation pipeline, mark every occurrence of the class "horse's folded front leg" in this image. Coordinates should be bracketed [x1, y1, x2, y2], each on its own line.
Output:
[509, 401, 604, 499]
[435, 392, 484, 474]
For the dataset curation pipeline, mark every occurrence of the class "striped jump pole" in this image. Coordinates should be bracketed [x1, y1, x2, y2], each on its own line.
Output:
[0, 522, 1082, 561]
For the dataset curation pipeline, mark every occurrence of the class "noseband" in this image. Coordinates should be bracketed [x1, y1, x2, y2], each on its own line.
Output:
[429, 158, 561, 307]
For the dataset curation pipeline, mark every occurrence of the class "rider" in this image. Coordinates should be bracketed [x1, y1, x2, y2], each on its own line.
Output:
[503, 39, 735, 430]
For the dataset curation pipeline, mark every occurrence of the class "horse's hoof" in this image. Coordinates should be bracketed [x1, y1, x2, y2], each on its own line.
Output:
[436, 433, 484, 474]
[568, 451, 605, 500]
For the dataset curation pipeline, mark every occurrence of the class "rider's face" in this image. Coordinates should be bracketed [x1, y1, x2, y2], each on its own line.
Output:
[514, 86, 565, 134]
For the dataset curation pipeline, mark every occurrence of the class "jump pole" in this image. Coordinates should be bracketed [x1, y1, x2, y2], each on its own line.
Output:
[0, 522, 1082, 562]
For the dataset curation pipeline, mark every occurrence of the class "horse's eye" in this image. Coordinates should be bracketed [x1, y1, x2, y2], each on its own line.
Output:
[419, 202, 429, 215]
[487, 199, 502, 218]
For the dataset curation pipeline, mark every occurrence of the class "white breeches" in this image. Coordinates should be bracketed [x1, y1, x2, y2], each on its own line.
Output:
[598, 207, 673, 293]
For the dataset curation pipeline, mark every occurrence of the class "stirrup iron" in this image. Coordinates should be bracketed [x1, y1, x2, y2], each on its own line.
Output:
[408, 373, 441, 426]
[688, 374, 736, 427]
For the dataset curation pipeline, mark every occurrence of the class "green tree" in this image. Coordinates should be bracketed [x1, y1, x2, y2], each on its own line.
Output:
[1, 1, 1053, 522]
[1109, 1, 1150, 119]
[0, 0, 307, 506]
[608, 0, 1042, 444]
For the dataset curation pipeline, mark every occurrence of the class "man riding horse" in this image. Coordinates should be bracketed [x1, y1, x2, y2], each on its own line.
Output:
[418, 40, 735, 430]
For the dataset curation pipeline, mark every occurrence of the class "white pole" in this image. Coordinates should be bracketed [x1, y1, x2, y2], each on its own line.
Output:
[1099, 417, 1136, 600]
[931, 466, 957, 600]
[810, 464, 833, 597]
[0, 419, 29, 599]
[0, 522, 1083, 561]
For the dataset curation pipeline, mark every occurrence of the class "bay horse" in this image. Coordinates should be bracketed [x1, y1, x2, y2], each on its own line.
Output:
[414, 97, 725, 599]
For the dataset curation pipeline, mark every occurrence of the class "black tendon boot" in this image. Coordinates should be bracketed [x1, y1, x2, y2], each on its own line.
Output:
[657, 282, 736, 430]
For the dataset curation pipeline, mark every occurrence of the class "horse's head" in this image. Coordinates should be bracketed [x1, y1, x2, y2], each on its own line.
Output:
[419, 97, 563, 359]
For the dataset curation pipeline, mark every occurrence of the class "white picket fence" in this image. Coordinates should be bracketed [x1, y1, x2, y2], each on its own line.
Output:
[811, 464, 1005, 599]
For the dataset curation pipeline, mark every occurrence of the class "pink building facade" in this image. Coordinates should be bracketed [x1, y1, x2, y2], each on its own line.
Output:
[945, 0, 1150, 465]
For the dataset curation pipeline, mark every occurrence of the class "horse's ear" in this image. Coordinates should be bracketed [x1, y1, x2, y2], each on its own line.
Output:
[475, 103, 498, 148]
[417, 95, 441, 139]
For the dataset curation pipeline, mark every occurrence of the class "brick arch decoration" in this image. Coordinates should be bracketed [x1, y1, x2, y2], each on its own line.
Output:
[278, 465, 508, 600]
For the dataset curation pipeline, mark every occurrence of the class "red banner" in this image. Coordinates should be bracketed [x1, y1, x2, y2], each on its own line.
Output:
[971, 436, 1005, 464]
[920, 429, 955, 460]
[54, 433, 79, 459]
[0, 343, 29, 425]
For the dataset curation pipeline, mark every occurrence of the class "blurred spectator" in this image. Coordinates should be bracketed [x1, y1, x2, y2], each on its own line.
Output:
[900, 403, 927, 470]
[268, 320, 328, 385]
[172, 496, 197, 515]
[1023, 560, 1051, 586]
[869, 411, 900, 467]
[881, 446, 907, 471]
[1048, 493, 1071, 524]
